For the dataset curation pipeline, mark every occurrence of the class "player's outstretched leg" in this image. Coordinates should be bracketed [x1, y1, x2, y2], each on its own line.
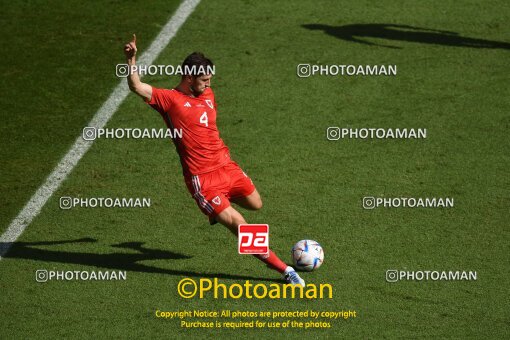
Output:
[215, 206, 305, 286]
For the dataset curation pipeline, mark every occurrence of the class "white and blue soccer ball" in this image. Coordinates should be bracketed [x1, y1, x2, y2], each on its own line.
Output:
[291, 240, 324, 271]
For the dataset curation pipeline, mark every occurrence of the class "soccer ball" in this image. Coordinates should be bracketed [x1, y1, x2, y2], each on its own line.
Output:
[291, 240, 324, 271]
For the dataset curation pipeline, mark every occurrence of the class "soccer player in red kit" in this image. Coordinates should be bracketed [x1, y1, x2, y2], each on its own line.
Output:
[124, 34, 304, 286]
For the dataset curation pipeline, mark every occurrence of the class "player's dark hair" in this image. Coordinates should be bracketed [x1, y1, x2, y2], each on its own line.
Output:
[181, 52, 214, 77]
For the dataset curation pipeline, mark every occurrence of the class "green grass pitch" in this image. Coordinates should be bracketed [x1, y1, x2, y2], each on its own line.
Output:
[0, 0, 509, 338]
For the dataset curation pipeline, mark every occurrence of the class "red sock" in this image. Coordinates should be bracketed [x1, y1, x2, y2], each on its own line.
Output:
[254, 250, 288, 273]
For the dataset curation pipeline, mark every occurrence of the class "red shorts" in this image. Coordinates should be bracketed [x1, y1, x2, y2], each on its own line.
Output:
[184, 161, 256, 223]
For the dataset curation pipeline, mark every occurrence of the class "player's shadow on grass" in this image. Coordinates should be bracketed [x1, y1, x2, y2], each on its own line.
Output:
[302, 23, 510, 50]
[1, 238, 277, 283]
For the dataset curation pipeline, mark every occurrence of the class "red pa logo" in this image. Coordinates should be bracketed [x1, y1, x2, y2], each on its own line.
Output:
[238, 224, 269, 255]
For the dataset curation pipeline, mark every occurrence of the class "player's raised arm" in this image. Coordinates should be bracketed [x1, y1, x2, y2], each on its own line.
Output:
[124, 34, 152, 101]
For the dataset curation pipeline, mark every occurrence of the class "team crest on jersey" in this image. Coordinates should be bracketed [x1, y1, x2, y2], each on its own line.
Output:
[212, 196, 221, 205]
[205, 99, 214, 109]
[184, 102, 191, 107]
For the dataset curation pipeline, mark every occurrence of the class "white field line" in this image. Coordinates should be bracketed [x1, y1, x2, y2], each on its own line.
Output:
[0, 0, 202, 259]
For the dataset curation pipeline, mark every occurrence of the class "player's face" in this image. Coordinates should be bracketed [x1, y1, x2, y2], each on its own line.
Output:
[190, 74, 212, 96]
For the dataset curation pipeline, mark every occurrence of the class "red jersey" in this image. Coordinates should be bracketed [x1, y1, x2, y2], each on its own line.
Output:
[146, 86, 231, 175]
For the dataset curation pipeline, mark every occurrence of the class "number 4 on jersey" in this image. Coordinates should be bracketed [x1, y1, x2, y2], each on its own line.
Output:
[200, 112, 208, 127]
